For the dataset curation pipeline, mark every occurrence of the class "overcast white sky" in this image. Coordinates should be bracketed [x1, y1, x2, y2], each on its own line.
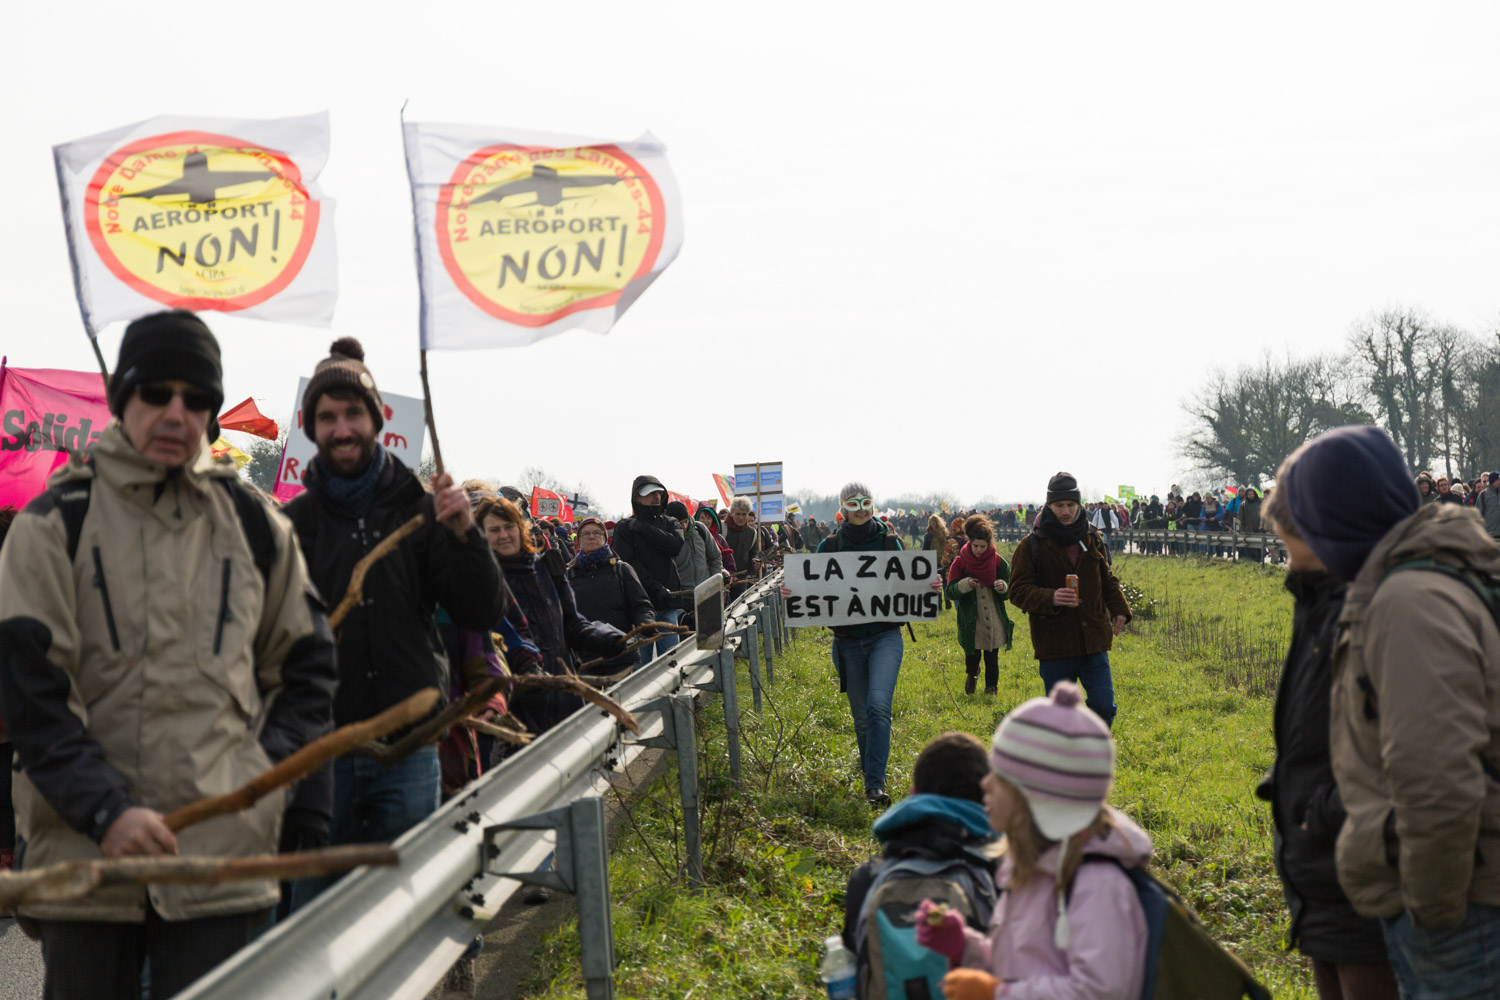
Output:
[5, 3, 1498, 511]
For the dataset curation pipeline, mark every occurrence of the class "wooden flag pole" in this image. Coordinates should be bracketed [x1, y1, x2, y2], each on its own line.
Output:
[418, 348, 445, 477]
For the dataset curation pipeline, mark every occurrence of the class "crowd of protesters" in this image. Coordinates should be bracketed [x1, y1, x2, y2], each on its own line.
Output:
[3, 308, 1499, 1000]
[0, 312, 795, 999]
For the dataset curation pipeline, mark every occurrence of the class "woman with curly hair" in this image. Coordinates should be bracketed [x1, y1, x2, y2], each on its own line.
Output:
[943, 515, 1014, 696]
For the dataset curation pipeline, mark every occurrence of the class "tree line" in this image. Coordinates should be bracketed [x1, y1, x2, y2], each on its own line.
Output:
[1181, 306, 1500, 485]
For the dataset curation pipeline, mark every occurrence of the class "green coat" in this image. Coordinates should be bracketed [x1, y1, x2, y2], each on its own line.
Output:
[943, 557, 1015, 653]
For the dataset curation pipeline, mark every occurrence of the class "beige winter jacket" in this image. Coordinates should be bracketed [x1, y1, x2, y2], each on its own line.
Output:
[1330, 502, 1500, 929]
[0, 424, 335, 922]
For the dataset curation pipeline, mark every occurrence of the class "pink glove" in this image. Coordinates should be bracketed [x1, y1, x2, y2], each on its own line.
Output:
[915, 900, 967, 967]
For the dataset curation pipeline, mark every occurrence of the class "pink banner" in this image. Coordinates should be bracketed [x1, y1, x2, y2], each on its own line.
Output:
[0, 362, 111, 509]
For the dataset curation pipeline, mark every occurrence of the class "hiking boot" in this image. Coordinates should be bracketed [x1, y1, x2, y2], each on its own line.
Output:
[865, 787, 891, 808]
[440, 958, 475, 999]
[523, 885, 551, 905]
[984, 686, 997, 696]
[964, 675, 977, 695]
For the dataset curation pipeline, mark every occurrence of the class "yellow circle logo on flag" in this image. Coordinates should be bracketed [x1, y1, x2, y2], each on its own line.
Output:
[85, 131, 319, 311]
[435, 145, 667, 327]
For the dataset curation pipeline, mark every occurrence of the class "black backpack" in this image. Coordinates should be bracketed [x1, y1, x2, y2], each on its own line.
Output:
[49, 471, 277, 585]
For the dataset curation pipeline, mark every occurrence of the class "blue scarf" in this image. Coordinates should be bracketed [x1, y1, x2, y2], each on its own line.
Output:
[315, 445, 387, 518]
[573, 544, 615, 574]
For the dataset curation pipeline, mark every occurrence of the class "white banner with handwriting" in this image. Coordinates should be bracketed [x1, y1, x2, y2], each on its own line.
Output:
[784, 550, 942, 627]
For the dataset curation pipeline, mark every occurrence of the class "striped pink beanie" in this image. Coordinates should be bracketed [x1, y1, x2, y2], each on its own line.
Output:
[989, 681, 1114, 841]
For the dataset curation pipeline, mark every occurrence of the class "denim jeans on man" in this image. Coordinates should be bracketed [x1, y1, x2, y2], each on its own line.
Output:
[1039, 652, 1117, 726]
[1382, 904, 1500, 1000]
[835, 627, 904, 794]
[288, 745, 440, 911]
[640, 608, 682, 666]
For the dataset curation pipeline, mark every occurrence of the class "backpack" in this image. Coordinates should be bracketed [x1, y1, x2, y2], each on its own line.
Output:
[1067, 856, 1270, 1000]
[853, 853, 997, 1000]
[1385, 558, 1500, 632]
[52, 472, 276, 586]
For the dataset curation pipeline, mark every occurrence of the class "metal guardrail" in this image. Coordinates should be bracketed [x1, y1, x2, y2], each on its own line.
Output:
[991, 526, 1287, 563]
[179, 572, 791, 1000]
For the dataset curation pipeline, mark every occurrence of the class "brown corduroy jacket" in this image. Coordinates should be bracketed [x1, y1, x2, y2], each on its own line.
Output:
[1007, 529, 1131, 660]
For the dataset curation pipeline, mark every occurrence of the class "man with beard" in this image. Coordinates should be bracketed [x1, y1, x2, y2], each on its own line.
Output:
[1007, 472, 1131, 726]
[282, 339, 501, 887]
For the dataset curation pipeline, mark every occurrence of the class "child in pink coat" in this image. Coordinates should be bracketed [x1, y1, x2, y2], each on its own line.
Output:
[917, 681, 1152, 999]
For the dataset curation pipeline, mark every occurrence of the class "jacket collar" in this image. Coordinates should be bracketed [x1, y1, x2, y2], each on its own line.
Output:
[873, 793, 993, 843]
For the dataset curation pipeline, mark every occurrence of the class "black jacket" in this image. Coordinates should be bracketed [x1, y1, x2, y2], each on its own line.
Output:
[283, 454, 503, 727]
[1256, 570, 1386, 962]
[612, 475, 684, 611]
[568, 553, 654, 670]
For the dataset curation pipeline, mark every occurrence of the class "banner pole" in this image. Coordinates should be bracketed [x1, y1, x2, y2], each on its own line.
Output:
[89, 338, 110, 385]
[418, 348, 445, 477]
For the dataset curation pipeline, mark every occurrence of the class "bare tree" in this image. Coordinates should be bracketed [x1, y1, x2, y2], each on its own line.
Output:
[1347, 307, 1438, 473]
[242, 430, 288, 494]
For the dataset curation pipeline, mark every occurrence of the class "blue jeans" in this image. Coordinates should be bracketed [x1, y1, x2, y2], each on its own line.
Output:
[1039, 652, 1117, 727]
[287, 745, 441, 912]
[835, 628, 904, 793]
[640, 608, 682, 666]
[1383, 905, 1500, 999]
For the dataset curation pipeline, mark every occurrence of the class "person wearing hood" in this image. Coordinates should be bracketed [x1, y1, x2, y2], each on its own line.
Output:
[695, 505, 737, 577]
[1253, 459, 1398, 1000]
[1278, 426, 1500, 1000]
[944, 515, 1015, 696]
[612, 476, 686, 665]
[917, 682, 1153, 999]
[1475, 470, 1500, 545]
[1008, 473, 1131, 727]
[1416, 472, 1437, 505]
[841, 732, 1002, 996]
[666, 500, 723, 601]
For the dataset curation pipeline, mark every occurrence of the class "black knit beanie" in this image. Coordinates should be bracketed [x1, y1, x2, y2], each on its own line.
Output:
[109, 310, 223, 419]
[1045, 472, 1081, 505]
[302, 338, 384, 441]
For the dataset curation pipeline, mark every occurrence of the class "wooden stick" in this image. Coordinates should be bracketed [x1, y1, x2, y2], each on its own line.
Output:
[461, 717, 533, 745]
[0, 845, 397, 908]
[573, 637, 660, 675]
[419, 348, 445, 476]
[621, 621, 691, 640]
[511, 675, 641, 735]
[327, 514, 427, 629]
[164, 688, 441, 832]
[352, 676, 504, 766]
[571, 666, 638, 689]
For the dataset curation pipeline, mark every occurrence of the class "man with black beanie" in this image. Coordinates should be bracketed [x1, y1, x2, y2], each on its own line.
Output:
[1006, 472, 1131, 726]
[0, 310, 338, 999]
[1278, 425, 1500, 998]
[280, 338, 502, 908]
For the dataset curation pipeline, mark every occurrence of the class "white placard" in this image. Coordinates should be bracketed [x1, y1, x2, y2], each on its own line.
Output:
[274, 377, 427, 501]
[784, 551, 942, 627]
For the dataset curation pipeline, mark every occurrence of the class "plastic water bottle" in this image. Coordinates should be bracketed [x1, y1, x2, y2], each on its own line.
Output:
[820, 934, 857, 1000]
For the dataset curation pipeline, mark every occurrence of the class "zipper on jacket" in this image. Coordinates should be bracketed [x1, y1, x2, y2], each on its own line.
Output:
[214, 558, 233, 655]
[91, 546, 121, 652]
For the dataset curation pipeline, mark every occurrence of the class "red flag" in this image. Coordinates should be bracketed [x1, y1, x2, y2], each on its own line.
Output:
[0, 362, 110, 509]
[667, 490, 697, 515]
[219, 397, 279, 440]
[530, 486, 573, 521]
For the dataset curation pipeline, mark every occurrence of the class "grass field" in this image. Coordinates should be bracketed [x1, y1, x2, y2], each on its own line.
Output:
[522, 551, 1312, 999]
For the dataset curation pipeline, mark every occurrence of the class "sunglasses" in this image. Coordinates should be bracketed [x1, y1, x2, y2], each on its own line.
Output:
[137, 384, 215, 412]
[841, 496, 875, 511]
